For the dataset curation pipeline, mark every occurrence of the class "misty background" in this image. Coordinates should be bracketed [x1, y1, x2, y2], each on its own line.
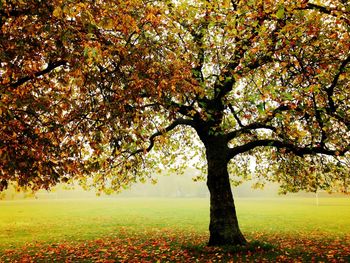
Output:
[2, 167, 343, 201]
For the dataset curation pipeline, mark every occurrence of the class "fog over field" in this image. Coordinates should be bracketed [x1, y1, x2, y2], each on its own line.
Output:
[2, 168, 343, 201]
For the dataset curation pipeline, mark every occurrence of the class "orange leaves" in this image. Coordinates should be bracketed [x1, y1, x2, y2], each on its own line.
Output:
[2, 0, 350, 197]
[1, 230, 350, 262]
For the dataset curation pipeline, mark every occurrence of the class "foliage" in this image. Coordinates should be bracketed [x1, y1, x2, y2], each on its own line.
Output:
[1, 0, 350, 194]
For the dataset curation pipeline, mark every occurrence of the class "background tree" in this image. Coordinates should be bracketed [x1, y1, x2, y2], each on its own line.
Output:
[1, 0, 349, 246]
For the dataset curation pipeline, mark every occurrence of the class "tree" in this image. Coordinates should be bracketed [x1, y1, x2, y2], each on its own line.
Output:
[1, 0, 349, 246]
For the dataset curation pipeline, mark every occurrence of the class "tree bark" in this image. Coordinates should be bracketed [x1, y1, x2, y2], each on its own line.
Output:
[205, 137, 247, 246]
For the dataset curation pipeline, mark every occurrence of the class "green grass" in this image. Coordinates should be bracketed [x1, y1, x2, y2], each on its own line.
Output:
[0, 198, 209, 250]
[236, 197, 350, 235]
[0, 197, 349, 262]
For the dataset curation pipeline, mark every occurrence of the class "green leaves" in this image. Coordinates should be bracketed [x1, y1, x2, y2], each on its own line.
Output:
[276, 6, 285, 19]
[256, 103, 265, 114]
[2, 0, 350, 202]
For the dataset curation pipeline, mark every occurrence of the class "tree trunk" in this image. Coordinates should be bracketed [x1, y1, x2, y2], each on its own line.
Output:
[205, 138, 247, 246]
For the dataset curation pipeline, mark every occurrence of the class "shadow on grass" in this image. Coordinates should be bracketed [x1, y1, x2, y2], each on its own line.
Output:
[181, 240, 281, 262]
[2, 232, 350, 262]
[183, 240, 274, 252]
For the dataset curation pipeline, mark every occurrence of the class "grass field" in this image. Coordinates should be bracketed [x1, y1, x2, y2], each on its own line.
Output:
[0, 197, 349, 262]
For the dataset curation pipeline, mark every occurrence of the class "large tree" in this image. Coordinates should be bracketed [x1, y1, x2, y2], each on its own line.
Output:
[1, 0, 349, 245]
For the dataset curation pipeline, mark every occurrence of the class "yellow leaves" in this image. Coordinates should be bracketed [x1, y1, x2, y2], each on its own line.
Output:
[144, 6, 162, 27]
[339, 73, 346, 81]
[297, 130, 308, 142]
[74, 2, 89, 12]
[53, 6, 63, 18]
[150, 178, 158, 184]
[145, 12, 158, 24]
[60, 2, 86, 18]
[50, 158, 59, 165]
[100, 18, 115, 30]
[1, 0, 349, 198]
[83, 44, 102, 65]
[221, 0, 231, 9]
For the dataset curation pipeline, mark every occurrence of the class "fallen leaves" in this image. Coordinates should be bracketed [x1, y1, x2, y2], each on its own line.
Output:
[1, 228, 349, 262]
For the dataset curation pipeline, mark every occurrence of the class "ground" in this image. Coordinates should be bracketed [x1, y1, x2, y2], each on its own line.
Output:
[0, 198, 349, 262]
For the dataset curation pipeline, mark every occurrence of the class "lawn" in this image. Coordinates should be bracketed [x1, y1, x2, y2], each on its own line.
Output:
[0, 197, 349, 262]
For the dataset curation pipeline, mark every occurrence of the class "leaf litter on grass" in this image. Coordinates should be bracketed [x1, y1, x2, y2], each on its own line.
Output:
[1, 229, 349, 262]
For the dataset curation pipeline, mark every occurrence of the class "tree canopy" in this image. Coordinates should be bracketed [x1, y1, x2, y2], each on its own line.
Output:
[1, 0, 350, 245]
[1, 0, 349, 193]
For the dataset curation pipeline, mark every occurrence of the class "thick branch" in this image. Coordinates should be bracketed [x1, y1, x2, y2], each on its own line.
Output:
[0, 3, 54, 27]
[305, 3, 332, 14]
[226, 124, 276, 142]
[166, 99, 201, 120]
[0, 7, 38, 21]
[226, 104, 289, 141]
[8, 60, 67, 89]
[303, 2, 350, 25]
[228, 139, 348, 160]
[326, 54, 350, 112]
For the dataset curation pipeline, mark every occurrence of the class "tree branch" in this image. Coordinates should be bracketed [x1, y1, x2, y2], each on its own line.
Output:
[130, 118, 196, 156]
[0, 6, 38, 21]
[302, 2, 350, 25]
[312, 95, 327, 148]
[0, 3, 54, 27]
[226, 123, 276, 142]
[8, 60, 67, 89]
[226, 104, 289, 141]
[228, 139, 349, 160]
[212, 11, 284, 103]
[228, 104, 244, 128]
[305, 3, 332, 14]
[326, 54, 350, 113]
[180, 20, 207, 84]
